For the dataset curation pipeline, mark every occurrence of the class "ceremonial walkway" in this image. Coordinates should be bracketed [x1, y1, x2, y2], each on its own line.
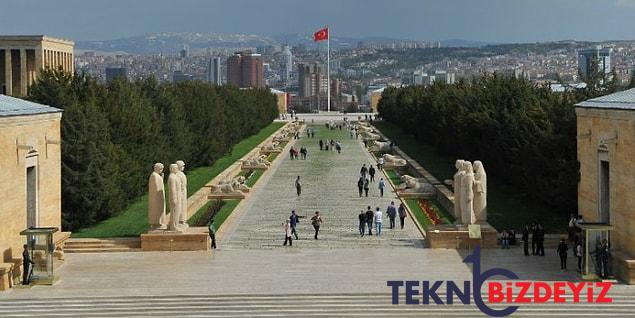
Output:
[220, 124, 424, 249]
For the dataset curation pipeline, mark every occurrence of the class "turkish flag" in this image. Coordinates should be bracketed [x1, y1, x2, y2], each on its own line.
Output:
[314, 28, 329, 41]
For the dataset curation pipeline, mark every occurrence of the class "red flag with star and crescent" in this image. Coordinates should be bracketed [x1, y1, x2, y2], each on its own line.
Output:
[314, 28, 329, 41]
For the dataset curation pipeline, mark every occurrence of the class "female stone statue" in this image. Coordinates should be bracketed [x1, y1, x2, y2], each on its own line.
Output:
[453, 159, 465, 221]
[460, 161, 475, 225]
[176, 160, 188, 228]
[473, 160, 487, 223]
[148, 163, 166, 230]
[168, 164, 184, 232]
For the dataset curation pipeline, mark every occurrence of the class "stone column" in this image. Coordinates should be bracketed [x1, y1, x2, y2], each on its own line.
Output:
[70, 52, 74, 73]
[4, 50, 12, 96]
[20, 49, 27, 96]
[34, 48, 42, 78]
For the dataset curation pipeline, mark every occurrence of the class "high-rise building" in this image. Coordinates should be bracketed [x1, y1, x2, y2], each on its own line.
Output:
[105, 67, 127, 83]
[0, 35, 74, 96]
[180, 45, 190, 59]
[281, 46, 293, 83]
[226, 52, 264, 88]
[298, 62, 328, 98]
[207, 57, 221, 85]
[578, 46, 612, 79]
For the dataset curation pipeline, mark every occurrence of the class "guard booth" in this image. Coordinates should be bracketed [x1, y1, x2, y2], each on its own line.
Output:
[579, 223, 613, 281]
[19, 227, 58, 285]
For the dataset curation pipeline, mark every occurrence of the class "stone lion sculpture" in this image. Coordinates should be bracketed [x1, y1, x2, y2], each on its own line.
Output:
[242, 155, 270, 169]
[383, 154, 406, 167]
[362, 131, 381, 141]
[370, 140, 391, 152]
[398, 175, 435, 194]
[262, 141, 281, 152]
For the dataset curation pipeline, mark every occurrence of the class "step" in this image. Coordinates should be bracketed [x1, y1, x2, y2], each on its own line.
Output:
[64, 247, 141, 253]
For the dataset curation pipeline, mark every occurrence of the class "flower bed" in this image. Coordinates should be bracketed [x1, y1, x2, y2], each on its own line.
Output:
[418, 200, 443, 225]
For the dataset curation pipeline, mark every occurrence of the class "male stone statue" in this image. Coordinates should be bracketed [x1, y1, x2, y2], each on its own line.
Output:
[168, 164, 184, 232]
[473, 160, 487, 223]
[460, 161, 475, 225]
[453, 159, 465, 221]
[176, 160, 189, 229]
[148, 163, 167, 230]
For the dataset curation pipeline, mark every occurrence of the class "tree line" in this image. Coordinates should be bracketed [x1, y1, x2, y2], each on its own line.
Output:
[378, 75, 616, 217]
[29, 70, 278, 230]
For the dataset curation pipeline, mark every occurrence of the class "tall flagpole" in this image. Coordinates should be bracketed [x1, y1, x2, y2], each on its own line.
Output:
[327, 25, 330, 112]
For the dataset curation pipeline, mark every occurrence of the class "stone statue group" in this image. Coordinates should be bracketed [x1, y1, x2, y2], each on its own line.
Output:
[148, 160, 189, 233]
[453, 160, 487, 225]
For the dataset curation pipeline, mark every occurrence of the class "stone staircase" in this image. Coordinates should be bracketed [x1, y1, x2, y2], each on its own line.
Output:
[1, 293, 633, 317]
[63, 238, 141, 253]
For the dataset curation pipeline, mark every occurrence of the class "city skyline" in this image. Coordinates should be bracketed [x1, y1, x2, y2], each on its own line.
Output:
[1, 0, 635, 43]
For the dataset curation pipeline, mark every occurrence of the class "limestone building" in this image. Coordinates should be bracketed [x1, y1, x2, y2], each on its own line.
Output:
[576, 88, 635, 284]
[0, 94, 63, 290]
[0, 35, 75, 97]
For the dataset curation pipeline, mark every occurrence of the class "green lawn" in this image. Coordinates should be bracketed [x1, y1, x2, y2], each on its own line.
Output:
[385, 169, 401, 186]
[72, 122, 284, 238]
[187, 199, 240, 229]
[245, 170, 264, 187]
[375, 121, 565, 233]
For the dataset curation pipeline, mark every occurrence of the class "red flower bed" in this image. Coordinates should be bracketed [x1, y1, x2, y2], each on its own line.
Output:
[418, 200, 443, 225]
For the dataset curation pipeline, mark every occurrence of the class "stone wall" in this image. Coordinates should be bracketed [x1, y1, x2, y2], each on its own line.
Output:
[576, 107, 635, 283]
[0, 113, 62, 274]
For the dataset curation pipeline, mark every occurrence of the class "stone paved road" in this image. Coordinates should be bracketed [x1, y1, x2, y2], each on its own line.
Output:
[221, 124, 424, 249]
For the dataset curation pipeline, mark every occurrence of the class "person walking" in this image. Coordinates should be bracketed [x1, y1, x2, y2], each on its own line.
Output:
[22, 244, 34, 285]
[557, 238, 568, 270]
[363, 177, 370, 197]
[290, 210, 303, 240]
[386, 201, 397, 229]
[208, 219, 217, 249]
[575, 239, 583, 273]
[295, 176, 302, 196]
[398, 203, 407, 229]
[365, 206, 374, 235]
[360, 164, 368, 180]
[358, 210, 366, 237]
[536, 224, 545, 256]
[377, 156, 385, 171]
[357, 177, 364, 197]
[368, 165, 376, 182]
[501, 230, 510, 249]
[531, 223, 538, 255]
[374, 207, 383, 236]
[378, 178, 386, 197]
[311, 211, 323, 240]
[283, 220, 293, 246]
[319, 139, 324, 151]
[600, 239, 610, 278]
[522, 225, 530, 256]
[336, 142, 342, 154]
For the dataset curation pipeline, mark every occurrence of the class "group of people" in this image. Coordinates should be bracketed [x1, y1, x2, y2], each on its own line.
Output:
[289, 146, 308, 160]
[520, 222, 546, 256]
[305, 128, 316, 138]
[357, 201, 407, 236]
[356, 164, 386, 197]
[318, 139, 343, 153]
[283, 210, 323, 246]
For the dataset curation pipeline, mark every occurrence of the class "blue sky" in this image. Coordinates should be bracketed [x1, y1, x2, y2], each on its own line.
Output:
[1, 0, 635, 42]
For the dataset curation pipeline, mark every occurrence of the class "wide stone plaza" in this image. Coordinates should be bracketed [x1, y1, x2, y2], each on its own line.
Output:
[2, 114, 635, 317]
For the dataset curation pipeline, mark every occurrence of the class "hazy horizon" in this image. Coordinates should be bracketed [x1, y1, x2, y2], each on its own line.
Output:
[1, 0, 635, 43]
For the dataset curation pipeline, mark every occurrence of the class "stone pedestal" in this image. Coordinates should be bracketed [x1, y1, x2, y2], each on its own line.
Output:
[613, 251, 635, 284]
[140, 227, 209, 251]
[425, 223, 498, 249]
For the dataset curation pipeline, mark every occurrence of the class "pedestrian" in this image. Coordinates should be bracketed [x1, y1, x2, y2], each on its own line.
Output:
[357, 177, 364, 197]
[319, 139, 324, 151]
[283, 220, 293, 246]
[398, 203, 407, 229]
[289, 147, 295, 160]
[377, 156, 384, 171]
[300, 147, 307, 160]
[369, 165, 376, 182]
[522, 225, 530, 256]
[531, 223, 538, 255]
[360, 164, 368, 179]
[22, 244, 34, 285]
[311, 211, 322, 240]
[363, 177, 370, 197]
[378, 178, 386, 197]
[350, 129, 354, 139]
[386, 201, 397, 229]
[358, 210, 366, 237]
[501, 230, 510, 249]
[536, 223, 545, 256]
[575, 239, 583, 272]
[557, 238, 568, 270]
[290, 210, 303, 240]
[208, 219, 217, 249]
[336, 142, 341, 154]
[295, 176, 302, 196]
[365, 206, 374, 235]
[374, 207, 383, 235]
[599, 239, 610, 278]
